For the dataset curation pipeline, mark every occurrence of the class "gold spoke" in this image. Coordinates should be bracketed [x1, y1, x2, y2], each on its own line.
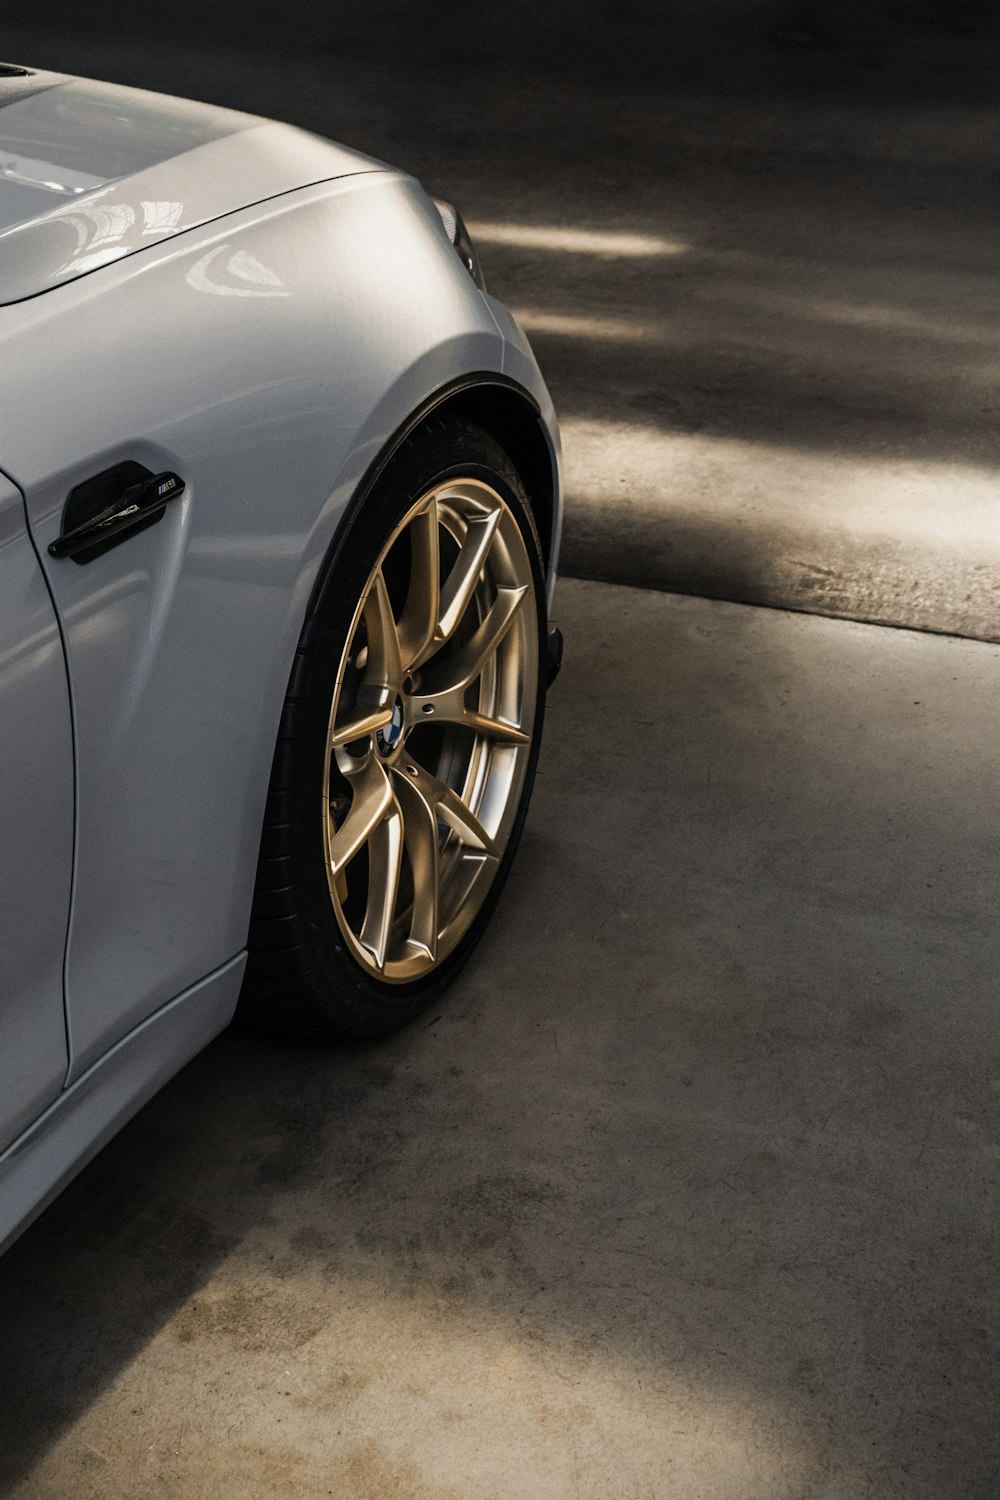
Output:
[328, 757, 394, 874]
[401, 761, 499, 858]
[397, 496, 440, 670]
[437, 507, 502, 644]
[358, 802, 404, 970]
[408, 686, 528, 744]
[393, 769, 440, 960]
[456, 709, 529, 744]
[419, 585, 527, 698]
[363, 570, 403, 691]
[329, 702, 393, 748]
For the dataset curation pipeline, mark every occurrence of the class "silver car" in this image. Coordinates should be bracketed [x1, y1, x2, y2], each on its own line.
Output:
[0, 64, 562, 1252]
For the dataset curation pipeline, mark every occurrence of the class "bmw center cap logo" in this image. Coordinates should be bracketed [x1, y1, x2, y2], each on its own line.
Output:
[376, 699, 405, 755]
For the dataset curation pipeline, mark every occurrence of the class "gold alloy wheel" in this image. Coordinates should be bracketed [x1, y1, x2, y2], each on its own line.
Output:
[322, 478, 540, 983]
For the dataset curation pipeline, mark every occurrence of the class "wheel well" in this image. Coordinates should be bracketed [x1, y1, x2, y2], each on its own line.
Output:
[429, 384, 557, 573]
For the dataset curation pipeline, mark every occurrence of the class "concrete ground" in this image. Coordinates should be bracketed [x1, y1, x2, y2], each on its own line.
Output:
[2, 578, 998, 1499]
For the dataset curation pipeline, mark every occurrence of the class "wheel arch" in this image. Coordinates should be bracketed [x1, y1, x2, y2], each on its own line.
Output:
[323, 373, 559, 605]
[436, 379, 558, 581]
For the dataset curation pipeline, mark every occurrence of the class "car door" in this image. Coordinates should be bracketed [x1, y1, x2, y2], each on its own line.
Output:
[0, 473, 73, 1153]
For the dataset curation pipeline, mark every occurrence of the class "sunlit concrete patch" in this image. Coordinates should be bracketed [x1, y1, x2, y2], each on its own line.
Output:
[559, 420, 1000, 641]
[510, 308, 650, 341]
[18, 1257, 835, 1500]
[467, 222, 687, 257]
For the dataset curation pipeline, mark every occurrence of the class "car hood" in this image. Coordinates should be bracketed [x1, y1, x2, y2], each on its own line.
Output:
[0, 67, 385, 305]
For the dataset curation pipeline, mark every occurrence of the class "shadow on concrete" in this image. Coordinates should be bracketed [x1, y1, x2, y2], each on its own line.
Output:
[0, 580, 997, 1494]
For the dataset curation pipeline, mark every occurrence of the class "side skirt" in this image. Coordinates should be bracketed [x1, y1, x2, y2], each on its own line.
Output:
[0, 952, 246, 1255]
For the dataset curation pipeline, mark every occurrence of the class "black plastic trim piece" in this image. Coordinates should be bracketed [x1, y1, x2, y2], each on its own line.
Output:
[50, 465, 185, 564]
[369, 373, 541, 489]
[342, 372, 539, 518]
[546, 624, 564, 688]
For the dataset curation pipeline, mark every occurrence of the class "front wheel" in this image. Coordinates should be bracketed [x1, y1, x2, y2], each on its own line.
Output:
[239, 415, 549, 1037]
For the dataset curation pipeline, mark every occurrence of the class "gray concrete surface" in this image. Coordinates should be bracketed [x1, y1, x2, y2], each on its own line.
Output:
[1, 577, 998, 1498]
[6, 0, 1000, 637]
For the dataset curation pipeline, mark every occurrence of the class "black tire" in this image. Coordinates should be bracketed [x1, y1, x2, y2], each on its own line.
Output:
[238, 414, 548, 1038]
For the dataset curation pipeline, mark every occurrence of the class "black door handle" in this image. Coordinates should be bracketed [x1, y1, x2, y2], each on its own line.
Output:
[49, 467, 185, 563]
